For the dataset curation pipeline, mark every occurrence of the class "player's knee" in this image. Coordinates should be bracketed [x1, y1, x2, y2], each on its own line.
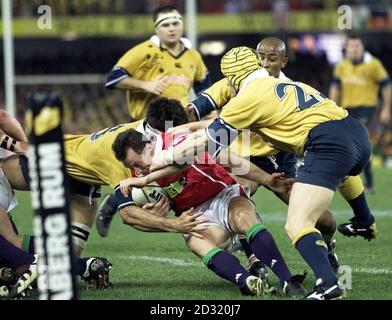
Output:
[232, 209, 255, 234]
[284, 218, 300, 240]
[186, 236, 215, 258]
[71, 222, 91, 254]
[316, 211, 336, 235]
[284, 221, 294, 239]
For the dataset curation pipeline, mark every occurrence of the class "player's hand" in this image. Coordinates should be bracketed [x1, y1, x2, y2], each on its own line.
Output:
[174, 207, 208, 238]
[143, 77, 169, 95]
[266, 172, 294, 194]
[185, 104, 197, 122]
[120, 177, 147, 197]
[142, 197, 170, 217]
[379, 105, 391, 126]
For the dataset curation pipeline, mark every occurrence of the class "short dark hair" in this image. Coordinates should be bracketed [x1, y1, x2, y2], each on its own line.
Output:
[346, 33, 363, 43]
[146, 97, 188, 132]
[112, 129, 149, 162]
[152, 5, 178, 22]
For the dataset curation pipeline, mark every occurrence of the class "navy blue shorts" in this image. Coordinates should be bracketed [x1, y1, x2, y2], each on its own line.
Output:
[19, 154, 101, 199]
[250, 151, 297, 178]
[68, 176, 101, 199]
[296, 116, 371, 190]
[346, 106, 376, 128]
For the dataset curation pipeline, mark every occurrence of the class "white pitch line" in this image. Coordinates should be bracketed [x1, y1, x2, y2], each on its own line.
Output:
[353, 267, 392, 275]
[259, 209, 392, 222]
[119, 255, 392, 275]
[119, 255, 201, 267]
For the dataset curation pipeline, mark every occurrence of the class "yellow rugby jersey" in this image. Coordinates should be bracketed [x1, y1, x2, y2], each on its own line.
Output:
[196, 78, 277, 157]
[204, 78, 234, 108]
[64, 121, 142, 189]
[333, 53, 389, 109]
[219, 77, 348, 156]
[114, 36, 208, 120]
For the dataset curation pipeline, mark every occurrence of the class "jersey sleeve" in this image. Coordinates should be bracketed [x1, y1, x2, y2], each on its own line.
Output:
[114, 185, 136, 211]
[105, 45, 145, 89]
[192, 50, 211, 95]
[373, 58, 390, 87]
[206, 117, 239, 158]
[106, 67, 129, 89]
[190, 78, 235, 120]
[330, 63, 342, 88]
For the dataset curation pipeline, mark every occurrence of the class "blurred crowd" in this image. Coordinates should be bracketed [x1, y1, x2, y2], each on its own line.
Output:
[11, 0, 392, 15]
[1, 0, 391, 164]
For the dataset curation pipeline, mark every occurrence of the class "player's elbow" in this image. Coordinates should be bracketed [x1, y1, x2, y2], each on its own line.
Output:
[0, 109, 10, 124]
[119, 208, 136, 226]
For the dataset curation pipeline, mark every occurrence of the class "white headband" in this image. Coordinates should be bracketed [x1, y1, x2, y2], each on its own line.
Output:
[154, 12, 183, 27]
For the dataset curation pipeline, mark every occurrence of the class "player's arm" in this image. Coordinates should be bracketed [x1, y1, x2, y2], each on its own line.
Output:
[152, 95, 253, 171]
[329, 66, 341, 103]
[192, 51, 211, 95]
[0, 109, 29, 154]
[115, 185, 206, 237]
[380, 84, 391, 125]
[216, 150, 293, 194]
[106, 67, 168, 96]
[105, 46, 168, 95]
[153, 129, 210, 171]
[167, 117, 213, 135]
[119, 205, 206, 238]
[119, 164, 188, 196]
[0, 109, 27, 142]
[378, 69, 391, 125]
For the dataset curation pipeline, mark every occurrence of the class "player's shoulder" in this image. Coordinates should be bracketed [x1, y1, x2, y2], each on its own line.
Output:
[368, 54, 384, 68]
[125, 119, 144, 130]
[124, 39, 158, 55]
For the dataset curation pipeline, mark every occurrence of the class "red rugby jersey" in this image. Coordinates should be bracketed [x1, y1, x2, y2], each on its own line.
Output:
[156, 132, 236, 214]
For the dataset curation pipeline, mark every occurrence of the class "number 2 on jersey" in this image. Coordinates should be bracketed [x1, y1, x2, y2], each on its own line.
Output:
[275, 82, 326, 110]
[89, 124, 124, 141]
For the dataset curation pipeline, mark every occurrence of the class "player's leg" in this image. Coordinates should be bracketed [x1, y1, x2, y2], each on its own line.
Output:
[226, 175, 268, 278]
[228, 193, 306, 296]
[0, 234, 37, 299]
[68, 177, 101, 256]
[185, 225, 263, 296]
[286, 182, 344, 299]
[338, 175, 378, 240]
[362, 108, 377, 192]
[70, 193, 97, 256]
[0, 155, 30, 191]
[275, 190, 340, 273]
[347, 107, 376, 192]
[95, 192, 118, 237]
[0, 208, 23, 248]
[315, 210, 340, 273]
[0, 155, 43, 253]
[255, 150, 341, 274]
[0, 163, 26, 248]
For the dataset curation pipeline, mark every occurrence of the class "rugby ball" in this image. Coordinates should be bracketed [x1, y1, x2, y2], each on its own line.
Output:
[131, 182, 169, 207]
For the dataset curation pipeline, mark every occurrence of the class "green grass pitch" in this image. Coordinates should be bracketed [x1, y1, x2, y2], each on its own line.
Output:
[11, 167, 392, 300]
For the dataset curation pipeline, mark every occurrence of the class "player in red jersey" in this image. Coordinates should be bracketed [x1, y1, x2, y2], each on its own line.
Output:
[112, 128, 307, 297]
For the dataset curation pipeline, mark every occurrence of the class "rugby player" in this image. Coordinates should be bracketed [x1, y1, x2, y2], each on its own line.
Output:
[151, 47, 376, 299]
